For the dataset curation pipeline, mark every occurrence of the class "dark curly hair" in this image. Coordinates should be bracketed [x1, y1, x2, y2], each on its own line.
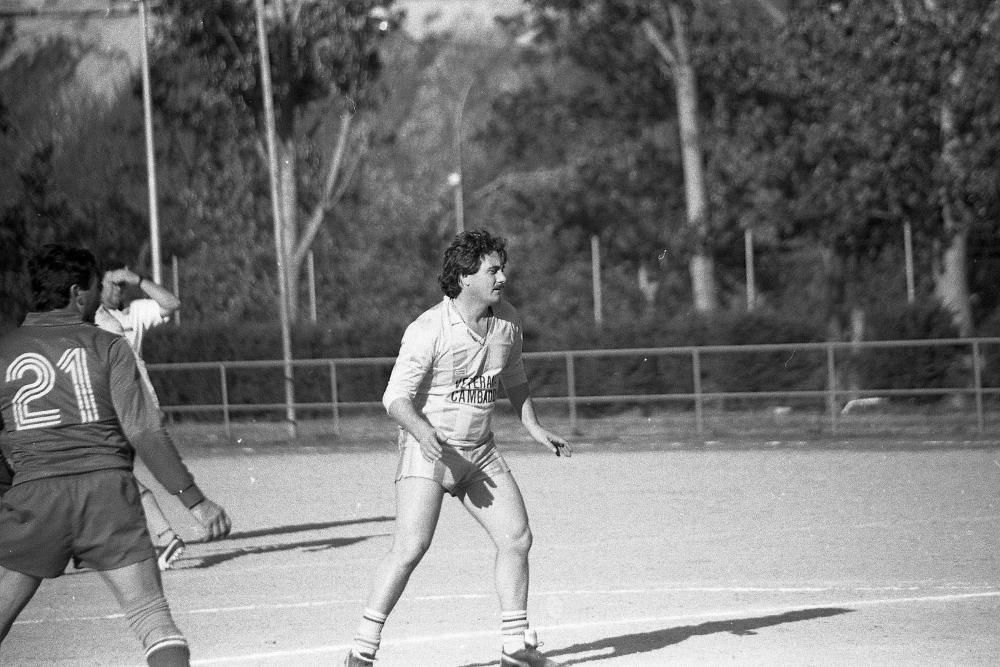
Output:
[438, 229, 508, 298]
[29, 244, 99, 311]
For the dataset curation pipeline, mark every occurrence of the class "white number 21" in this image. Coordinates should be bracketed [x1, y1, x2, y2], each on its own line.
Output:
[5, 349, 99, 430]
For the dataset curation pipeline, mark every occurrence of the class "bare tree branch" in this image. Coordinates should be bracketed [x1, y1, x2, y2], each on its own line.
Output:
[641, 19, 678, 75]
[748, 0, 787, 26]
[294, 110, 354, 268]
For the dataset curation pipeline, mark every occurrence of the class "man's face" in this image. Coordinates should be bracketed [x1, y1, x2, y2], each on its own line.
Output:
[463, 252, 507, 306]
[100, 271, 126, 310]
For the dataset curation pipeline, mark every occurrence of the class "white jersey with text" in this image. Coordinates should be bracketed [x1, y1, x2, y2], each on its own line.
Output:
[383, 297, 528, 446]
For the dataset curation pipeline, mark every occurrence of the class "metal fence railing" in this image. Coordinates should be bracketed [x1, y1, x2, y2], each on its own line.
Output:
[147, 337, 1000, 440]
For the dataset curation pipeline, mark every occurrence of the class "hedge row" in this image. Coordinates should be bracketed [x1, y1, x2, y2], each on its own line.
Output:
[145, 302, 997, 414]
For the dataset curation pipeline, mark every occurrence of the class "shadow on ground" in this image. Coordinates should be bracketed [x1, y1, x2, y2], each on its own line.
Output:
[179, 533, 392, 568]
[457, 607, 853, 667]
[63, 517, 395, 574]
[223, 516, 394, 540]
[176, 516, 395, 568]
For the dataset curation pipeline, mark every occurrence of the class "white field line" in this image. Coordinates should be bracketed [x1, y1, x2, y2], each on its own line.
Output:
[15, 584, 999, 626]
[188, 590, 1000, 665]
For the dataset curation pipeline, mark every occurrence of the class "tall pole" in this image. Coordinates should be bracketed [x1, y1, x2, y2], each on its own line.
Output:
[137, 0, 162, 283]
[904, 221, 915, 304]
[453, 80, 472, 233]
[744, 228, 756, 311]
[591, 234, 603, 329]
[255, 0, 297, 437]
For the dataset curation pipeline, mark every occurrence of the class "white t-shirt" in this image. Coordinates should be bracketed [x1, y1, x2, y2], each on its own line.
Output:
[95, 299, 169, 407]
[383, 297, 529, 446]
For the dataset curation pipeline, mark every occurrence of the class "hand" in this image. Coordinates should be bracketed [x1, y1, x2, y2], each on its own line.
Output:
[535, 430, 572, 458]
[418, 429, 446, 463]
[189, 498, 232, 541]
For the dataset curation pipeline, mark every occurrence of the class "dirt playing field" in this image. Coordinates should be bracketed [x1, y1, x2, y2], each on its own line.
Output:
[2, 419, 998, 666]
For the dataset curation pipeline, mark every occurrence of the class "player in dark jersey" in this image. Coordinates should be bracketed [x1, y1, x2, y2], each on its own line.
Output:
[0, 244, 232, 666]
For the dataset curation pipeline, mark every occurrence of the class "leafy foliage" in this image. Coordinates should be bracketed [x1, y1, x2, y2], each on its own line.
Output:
[2, 0, 1000, 358]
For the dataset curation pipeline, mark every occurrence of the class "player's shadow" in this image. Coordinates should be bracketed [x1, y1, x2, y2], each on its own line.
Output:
[179, 516, 396, 568]
[223, 516, 394, 540]
[457, 607, 852, 667]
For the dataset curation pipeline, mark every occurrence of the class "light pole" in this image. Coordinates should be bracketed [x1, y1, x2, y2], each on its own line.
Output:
[448, 171, 463, 233]
[452, 80, 472, 233]
[254, 0, 297, 437]
[135, 0, 163, 283]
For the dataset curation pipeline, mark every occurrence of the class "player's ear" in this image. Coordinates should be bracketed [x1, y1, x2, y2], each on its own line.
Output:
[69, 283, 83, 309]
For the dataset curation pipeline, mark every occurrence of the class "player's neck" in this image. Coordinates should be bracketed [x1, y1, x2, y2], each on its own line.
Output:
[452, 296, 491, 326]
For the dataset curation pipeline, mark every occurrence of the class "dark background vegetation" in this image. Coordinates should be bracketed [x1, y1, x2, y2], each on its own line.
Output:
[2, 1, 1000, 409]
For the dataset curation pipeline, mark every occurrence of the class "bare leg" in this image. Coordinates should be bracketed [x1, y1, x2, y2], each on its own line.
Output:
[349, 477, 445, 660]
[364, 477, 445, 613]
[461, 471, 532, 612]
[0, 566, 42, 643]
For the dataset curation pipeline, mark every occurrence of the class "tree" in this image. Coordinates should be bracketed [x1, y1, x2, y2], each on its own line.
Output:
[0, 20, 11, 137]
[0, 35, 150, 330]
[640, 3, 717, 312]
[149, 0, 398, 319]
[509, 0, 728, 312]
[912, 0, 1000, 336]
[752, 1, 1000, 337]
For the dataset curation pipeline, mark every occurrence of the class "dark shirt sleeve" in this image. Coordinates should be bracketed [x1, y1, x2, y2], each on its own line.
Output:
[107, 338, 203, 507]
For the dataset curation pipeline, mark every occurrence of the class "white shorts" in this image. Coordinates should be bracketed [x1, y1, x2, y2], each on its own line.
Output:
[395, 431, 511, 496]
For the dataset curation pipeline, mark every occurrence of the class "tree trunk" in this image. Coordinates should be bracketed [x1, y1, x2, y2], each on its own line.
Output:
[934, 212, 972, 336]
[934, 64, 973, 336]
[677, 53, 717, 313]
[277, 138, 299, 320]
[643, 6, 718, 314]
[637, 262, 660, 316]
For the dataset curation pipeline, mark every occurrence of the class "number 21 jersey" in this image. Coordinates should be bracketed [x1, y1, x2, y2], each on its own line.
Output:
[0, 311, 160, 484]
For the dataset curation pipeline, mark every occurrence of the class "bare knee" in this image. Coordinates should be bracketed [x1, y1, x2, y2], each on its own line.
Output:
[388, 536, 431, 570]
[498, 524, 532, 557]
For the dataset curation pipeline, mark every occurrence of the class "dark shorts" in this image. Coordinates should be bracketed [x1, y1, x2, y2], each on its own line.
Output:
[0, 456, 12, 497]
[0, 469, 156, 578]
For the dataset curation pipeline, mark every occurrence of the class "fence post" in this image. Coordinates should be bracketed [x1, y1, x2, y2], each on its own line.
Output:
[692, 348, 703, 437]
[972, 340, 984, 433]
[565, 352, 577, 433]
[329, 360, 340, 436]
[826, 345, 837, 434]
[219, 363, 230, 440]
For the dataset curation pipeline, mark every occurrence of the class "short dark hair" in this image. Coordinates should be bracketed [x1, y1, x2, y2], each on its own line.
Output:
[102, 259, 127, 275]
[29, 244, 99, 311]
[438, 230, 508, 298]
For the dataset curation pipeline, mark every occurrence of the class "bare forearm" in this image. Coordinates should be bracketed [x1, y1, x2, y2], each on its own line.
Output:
[113, 267, 180, 315]
[506, 381, 572, 456]
[386, 397, 436, 441]
[505, 382, 541, 430]
[137, 275, 180, 314]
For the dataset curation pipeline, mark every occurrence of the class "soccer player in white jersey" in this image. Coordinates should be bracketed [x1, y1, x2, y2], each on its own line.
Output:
[95, 261, 189, 570]
[345, 230, 571, 667]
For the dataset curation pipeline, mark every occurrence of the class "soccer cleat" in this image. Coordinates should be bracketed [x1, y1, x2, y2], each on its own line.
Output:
[500, 629, 561, 667]
[342, 649, 376, 666]
[156, 536, 186, 570]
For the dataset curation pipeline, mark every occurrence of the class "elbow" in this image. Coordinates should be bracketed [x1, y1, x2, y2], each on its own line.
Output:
[384, 395, 411, 419]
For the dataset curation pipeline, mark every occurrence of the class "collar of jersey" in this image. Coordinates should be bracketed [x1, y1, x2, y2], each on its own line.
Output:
[22, 311, 88, 326]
